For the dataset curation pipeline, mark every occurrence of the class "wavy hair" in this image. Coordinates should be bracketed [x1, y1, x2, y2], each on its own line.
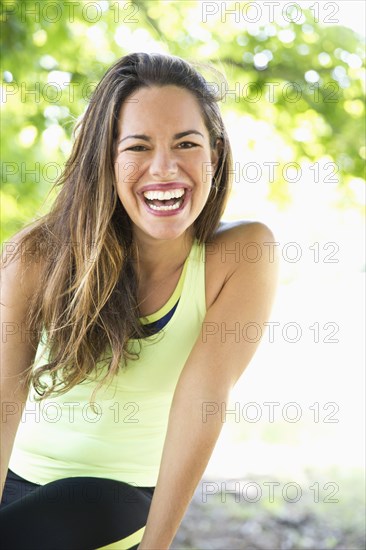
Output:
[1, 52, 233, 406]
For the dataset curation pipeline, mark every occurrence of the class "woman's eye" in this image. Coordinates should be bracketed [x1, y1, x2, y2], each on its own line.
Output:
[126, 145, 147, 152]
[177, 142, 198, 149]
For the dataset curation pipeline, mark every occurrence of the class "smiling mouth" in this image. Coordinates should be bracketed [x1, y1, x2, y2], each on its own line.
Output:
[142, 190, 186, 211]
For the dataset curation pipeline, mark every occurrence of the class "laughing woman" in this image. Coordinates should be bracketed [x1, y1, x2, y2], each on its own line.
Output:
[0, 52, 279, 549]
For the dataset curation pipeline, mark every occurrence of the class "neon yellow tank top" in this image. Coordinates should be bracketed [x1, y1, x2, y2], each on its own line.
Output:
[9, 238, 206, 487]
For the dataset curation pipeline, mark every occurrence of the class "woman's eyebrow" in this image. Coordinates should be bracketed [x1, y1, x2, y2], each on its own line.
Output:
[118, 130, 204, 144]
[174, 130, 204, 140]
[119, 134, 149, 144]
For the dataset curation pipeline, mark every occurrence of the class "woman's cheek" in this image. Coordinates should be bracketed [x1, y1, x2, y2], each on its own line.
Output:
[114, 157, 135, 184]
[196, 154, 215, 184]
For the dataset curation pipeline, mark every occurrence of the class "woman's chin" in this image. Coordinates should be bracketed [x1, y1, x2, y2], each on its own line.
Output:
[135, 227, 188, 242]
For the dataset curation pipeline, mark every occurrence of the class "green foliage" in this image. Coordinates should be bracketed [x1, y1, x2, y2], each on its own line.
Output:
[1, 0, 365, 241]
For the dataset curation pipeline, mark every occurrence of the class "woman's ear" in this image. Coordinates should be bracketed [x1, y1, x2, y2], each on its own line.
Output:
[211, 138, 222, 174]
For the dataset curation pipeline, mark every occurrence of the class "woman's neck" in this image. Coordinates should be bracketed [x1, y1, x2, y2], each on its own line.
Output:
[132, 228, 195, 282]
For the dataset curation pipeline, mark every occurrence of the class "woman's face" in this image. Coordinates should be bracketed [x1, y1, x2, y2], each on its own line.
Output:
[114, 85, 219, 243]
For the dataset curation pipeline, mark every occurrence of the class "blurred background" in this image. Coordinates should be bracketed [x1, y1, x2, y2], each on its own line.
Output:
[1, 1, 365, 548]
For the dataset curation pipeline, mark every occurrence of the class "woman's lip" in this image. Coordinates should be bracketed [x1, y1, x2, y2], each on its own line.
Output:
[139, 183, 191, 193]
[140, 189, 191, 217]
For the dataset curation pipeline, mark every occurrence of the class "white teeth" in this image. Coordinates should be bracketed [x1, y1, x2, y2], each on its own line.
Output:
[143, 188, 185, 200]
[148, 201, 182, 211]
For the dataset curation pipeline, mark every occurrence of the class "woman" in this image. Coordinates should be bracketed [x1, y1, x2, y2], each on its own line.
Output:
[0, 52, 279, 549]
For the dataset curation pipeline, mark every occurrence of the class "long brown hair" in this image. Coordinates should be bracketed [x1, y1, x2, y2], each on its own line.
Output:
[1, 52, 233, 406]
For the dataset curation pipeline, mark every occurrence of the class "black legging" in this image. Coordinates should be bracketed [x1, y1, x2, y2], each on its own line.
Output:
[0, 469, 155, 550]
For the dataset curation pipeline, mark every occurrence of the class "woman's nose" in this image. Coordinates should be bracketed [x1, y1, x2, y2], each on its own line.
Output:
[149, 148, 178, 179]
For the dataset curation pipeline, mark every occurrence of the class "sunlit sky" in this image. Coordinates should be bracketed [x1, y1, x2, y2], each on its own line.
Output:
[301, 0, 366, 37]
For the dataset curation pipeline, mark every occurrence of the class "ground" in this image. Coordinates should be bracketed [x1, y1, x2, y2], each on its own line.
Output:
[171, 471, 365, 550]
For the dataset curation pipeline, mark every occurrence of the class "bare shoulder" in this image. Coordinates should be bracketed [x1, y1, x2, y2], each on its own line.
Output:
[1, 228, 44, 391]
[223, 219, 275, 266]
[1, 226, 45, 302]
[212, 220, 276, 270]
[215, 219, 275, 241]
[205, 220, 277, 310]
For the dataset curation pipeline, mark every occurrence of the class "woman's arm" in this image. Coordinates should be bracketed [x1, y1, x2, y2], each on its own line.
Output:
[138, 222, 280, 549]
[0, 236, 39, 500]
